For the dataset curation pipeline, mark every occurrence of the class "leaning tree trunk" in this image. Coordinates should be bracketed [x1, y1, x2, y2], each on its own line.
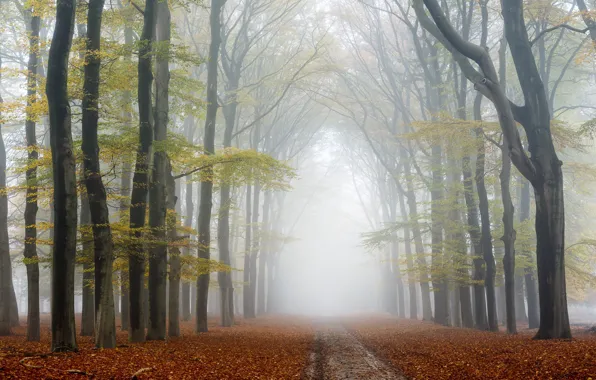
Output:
[146, 0, 170, 341]
[128, 0, 157, 343]
[23, 11, 41, 339]
[82, 0, 116, 349]
[431, 144, 448, 325]
[47, 0, 78, 352]
[196, 0, 224, 333]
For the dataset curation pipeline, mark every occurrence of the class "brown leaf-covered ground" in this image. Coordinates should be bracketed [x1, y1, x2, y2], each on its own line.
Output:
[345, 314, 596, 380]
[0, 315, 314, 379]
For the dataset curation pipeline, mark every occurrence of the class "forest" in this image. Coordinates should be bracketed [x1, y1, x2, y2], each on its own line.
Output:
[1, 0, 596, 378]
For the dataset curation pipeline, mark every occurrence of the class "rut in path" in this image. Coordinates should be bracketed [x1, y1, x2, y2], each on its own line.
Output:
[303, 321, 406, 380]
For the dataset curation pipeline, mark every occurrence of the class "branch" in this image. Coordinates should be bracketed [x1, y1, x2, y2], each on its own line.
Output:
[530, 24, 596, 46]
[172, 158, 242, 180]
[129, 0, 144, 16]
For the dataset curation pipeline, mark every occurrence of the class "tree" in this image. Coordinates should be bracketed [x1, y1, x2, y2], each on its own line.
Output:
[47, 0, 78, 352]
[23, 6, 41, 341]
[196, 0, 224, 333]
[416, 0, 571, 338]
[146, 0, 171, 342]
[129, 0, 157, 343]
[82, 0, 116, 348]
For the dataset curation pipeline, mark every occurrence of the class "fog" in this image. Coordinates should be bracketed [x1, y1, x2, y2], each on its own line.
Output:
[276, 131, 381, 316]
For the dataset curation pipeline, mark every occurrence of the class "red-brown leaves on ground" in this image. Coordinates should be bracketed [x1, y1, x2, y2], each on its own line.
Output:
[0, 316, 314, 379]
[345, 314, 596, 380]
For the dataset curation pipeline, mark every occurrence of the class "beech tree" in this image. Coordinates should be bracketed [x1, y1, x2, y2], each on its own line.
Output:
[47, 0, 78, 352]
[416, 0, 571, 338]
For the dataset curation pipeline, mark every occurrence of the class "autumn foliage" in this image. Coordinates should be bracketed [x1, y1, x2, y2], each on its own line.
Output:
[0, 316, 313, 379]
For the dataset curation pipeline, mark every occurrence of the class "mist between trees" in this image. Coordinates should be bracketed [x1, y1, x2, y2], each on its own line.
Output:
[0, 0, 596, 352]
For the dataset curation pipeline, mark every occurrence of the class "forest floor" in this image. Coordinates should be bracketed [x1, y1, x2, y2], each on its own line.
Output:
[2, 314, 596, 379]
[0, 315, 314, 379]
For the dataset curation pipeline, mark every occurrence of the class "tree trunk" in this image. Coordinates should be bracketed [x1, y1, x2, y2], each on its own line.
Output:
[119, 14, 134, 334]
[462, 153, 487, 330]
[243, 185, 252, 318]
[181, 155, 194, 321]
[80, 198, 94, 337]
[22, 11, 41, 339]
[500, 141, 517, 334]
[196, 0, 223, 333]
[474, 96, 497, 331]
[82, 0, 116, 348]
[0, 53, 13, 336]
[503, 0, 570, 340]
[248, 180, 261, 319]
[520, 178, 540, 328]
[128, 0, 157, 343]
[146, 0, 170, 341]
[47, 0, 78, 351]
[167, 162, 181, 337]
[397, 191, 418, 320]
[431, 145, 448, 325]
[257, 191, 272, 315]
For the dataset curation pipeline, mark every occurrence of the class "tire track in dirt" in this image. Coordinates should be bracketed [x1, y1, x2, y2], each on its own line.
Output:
[303, 319, 406, 380]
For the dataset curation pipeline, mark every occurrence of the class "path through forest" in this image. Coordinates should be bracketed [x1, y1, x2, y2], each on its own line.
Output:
[304, 319, 405, 380]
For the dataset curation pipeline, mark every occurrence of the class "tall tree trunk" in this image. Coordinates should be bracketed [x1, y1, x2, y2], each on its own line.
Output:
[167, 162, 181, 337]
[0, 53, 13, 336]
[196, 0, 223, 333]
[146, 0, 170, 341]
[500, 141, 517, 334]
[397, 191, 418, 320]
[23, 12, 41, 340]
[248, 180, 261, 319]
[463, 154, 487, 330]
[181, 134, 194, 321]
[47, 0, 78, 351]
[217, 106, 237, 327]
[520, 177, 540, 328]
[474, 98, 498, 332]
[243, 185, 252, 318]
[431, 144, 448, 325]
[119, 14, 134, 334]
[128, 0, 157, 343]
[80, 198, 94, 336]
[503, 0, 570, 340]
[257, 191, 271, 315]
[82, 0, 116, 348]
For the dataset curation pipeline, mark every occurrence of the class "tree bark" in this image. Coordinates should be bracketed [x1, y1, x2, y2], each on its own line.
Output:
[0, 53, 13, 336]
[23, 11, 41, 340]
[520, 177, 540, 328]
[119, 12, 134, 334]
[128, 0, 157, 343]
[82, 0, 116, 348]
[167, 162, 180, 337]
[243, 185, 252, 318]
[257, 191, 272, 315]
[80, 198, 94, 337]
[196, 0, 223, 333]
[500, 140, 517, 334]
[47, 0, 78, 351]
[248, 179, 261, 319]
[146, 0, 170, 341]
